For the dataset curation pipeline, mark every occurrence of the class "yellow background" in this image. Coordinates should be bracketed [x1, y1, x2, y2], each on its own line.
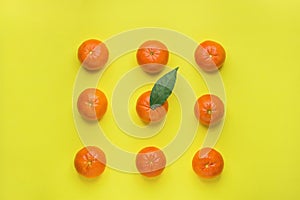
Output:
[1, 0, 300, 199]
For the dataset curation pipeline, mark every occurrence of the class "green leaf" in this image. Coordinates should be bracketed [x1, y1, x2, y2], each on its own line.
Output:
[150, 67, 179, 109]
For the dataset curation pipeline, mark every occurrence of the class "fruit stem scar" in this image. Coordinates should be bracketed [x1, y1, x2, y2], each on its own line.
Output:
[150, 104, 160, 110]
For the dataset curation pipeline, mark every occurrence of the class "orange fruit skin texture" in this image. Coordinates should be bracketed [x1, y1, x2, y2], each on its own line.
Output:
[74, 146, 106, 178]
[194, 40, 226, 72]
[135, 146, 167, 177]
[136, 91, 169, 124]
[136, 40, 169, 74]
[77, 88, 108, 121]
[192, 148, 224, 179]
[194, 94, 224, 126]
[78, 39, 109, 71]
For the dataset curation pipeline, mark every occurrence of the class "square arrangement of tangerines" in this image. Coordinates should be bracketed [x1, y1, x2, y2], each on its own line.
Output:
[74, 38, 226, 179]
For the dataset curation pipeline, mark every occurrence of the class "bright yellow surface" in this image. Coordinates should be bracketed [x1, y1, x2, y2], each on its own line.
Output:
[1, 0, 300, 199]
